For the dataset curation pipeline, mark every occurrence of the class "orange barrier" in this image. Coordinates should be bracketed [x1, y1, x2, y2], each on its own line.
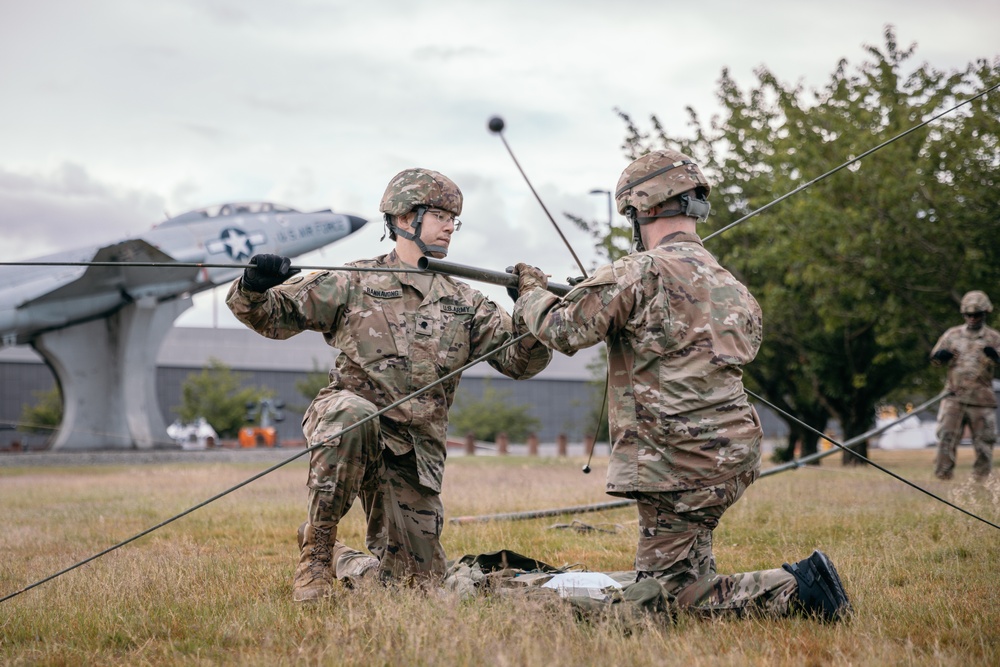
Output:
[238, 426, 280, 448]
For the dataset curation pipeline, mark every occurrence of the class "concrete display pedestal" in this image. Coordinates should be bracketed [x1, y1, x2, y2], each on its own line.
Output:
[32, 296, 192, 449]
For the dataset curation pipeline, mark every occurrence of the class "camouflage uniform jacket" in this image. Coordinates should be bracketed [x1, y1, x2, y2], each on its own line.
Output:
[931, 324, 1000, 407]
[227, 250, 551, 492]
[516, 231, 762, 494]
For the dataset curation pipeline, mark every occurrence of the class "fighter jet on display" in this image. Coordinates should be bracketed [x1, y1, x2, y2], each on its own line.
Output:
[0, 202, 367, 450]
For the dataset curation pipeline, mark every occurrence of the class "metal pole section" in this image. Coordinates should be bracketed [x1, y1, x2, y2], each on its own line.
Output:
[589, 188, 612, 230]
[417, 257, 573, 297]
[450, 499, 634, 525]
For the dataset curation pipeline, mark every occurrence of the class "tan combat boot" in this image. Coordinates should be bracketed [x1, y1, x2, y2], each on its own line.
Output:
[293, 521, 336, 602]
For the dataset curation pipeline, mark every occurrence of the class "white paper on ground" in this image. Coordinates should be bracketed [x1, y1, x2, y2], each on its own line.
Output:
[541, 572, 623, 600]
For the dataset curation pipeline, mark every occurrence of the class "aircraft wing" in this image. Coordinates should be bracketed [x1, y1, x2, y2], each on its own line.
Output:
[22, 239, 200, 307]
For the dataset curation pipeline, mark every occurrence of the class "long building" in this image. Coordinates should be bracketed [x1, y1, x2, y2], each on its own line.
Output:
[0, 326, 802, 449]
[0, 326, 614, 448]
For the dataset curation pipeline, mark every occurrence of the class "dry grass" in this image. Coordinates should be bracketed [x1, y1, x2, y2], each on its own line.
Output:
[1, 448, 999, 666]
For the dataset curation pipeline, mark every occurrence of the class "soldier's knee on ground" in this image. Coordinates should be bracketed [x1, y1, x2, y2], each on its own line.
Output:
[333, 540, 380, 587]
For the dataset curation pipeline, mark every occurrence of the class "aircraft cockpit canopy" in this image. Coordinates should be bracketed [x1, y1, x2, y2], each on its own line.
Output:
[157, 202, 299, 227]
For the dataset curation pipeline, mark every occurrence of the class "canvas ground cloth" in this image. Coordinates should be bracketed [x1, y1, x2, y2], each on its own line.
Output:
[442, 549, 673, 625]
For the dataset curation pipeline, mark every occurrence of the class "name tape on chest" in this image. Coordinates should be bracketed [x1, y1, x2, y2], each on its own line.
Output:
[364, 286, 403, 299]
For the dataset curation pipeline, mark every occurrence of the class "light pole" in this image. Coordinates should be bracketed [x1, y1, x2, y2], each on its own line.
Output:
[589, 188, 612, 229]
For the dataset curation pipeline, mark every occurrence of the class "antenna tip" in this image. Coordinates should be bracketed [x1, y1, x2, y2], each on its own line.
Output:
[488, 116, 505, 133]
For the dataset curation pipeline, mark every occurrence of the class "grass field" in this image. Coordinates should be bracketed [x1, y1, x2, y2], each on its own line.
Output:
[1, 448, 998, 666]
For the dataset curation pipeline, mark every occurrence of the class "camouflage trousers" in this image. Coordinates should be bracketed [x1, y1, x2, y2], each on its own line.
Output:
[303, 390, 447, 584]
[631, 468, 797, 617]
[935, 398, 996, 481]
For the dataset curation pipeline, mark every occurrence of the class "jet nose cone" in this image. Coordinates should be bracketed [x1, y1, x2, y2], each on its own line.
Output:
[347, 215, 368, 233]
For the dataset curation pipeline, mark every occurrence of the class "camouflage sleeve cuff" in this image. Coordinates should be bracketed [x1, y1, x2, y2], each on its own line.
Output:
[237, 281, 273, 303]
[513, 287, 560, 329]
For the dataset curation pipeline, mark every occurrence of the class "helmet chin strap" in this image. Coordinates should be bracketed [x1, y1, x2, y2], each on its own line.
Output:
[391, 206, 449, 258]
[625, 209, 645, 253]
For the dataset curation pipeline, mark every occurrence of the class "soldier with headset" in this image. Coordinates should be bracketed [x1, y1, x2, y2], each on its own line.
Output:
[227, 168, 551, 602]
[509, 149, 851, 620]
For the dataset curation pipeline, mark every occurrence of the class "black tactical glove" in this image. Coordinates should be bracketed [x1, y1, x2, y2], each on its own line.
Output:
[242, 254, 300, 292]
[931, 349, 954, 364]
[504, 266, 519, 302]
[984, 346, 999, 363]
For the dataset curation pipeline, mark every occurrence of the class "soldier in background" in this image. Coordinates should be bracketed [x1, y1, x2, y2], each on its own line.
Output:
[227, 168, 551, 602]
[510, 150, 850, 621]
[930, 290, 1000, 481]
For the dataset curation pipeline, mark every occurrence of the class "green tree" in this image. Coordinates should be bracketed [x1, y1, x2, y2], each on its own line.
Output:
[19, 386, 62, 435]
[175, 358, 270, 438]
[586, 27, 1000, 463]
[449, 379, 541, 442]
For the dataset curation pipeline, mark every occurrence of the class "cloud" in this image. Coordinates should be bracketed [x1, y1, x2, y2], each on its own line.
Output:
[412, 45, 492, 62]
[0, 164, 166, 259]
[0, 0, 996, 326]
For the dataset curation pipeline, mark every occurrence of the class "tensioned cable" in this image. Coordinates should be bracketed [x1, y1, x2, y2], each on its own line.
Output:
[5, 84, 997, 275]
[449, 389, 952, 524]
[746, 388, 1000, 531]
[0, 260, 422, 272]
[6, 82, 997, 595]
[529, 84, 1000, 474]
[453, 83, 1000, 521]
[754, 392, 949, 477]
[486, 115, 608, 469]
[703, 80, 1000, 242]
[0, 331, 533, 604]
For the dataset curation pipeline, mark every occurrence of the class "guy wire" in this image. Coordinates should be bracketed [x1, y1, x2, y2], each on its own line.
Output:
[703, 80, 1000, 242]
[448, 390, 990, 525]
[0, 260, 422, 272]
[6, 82, 997, 599]
[5, 83, 997, 277]
[0, 332, 533, 604]
[746, 389, 1000, 532]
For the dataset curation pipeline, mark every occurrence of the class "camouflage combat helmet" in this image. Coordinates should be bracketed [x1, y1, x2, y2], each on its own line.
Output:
[378, 168, 462, 258]
[614, 149, 712, 252]
[379, 168, 463, 217]
[614, 149, 711, 216]
[960, 290, 993, 314]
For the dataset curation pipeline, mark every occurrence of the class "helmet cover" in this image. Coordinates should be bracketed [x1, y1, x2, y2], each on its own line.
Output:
[379, 168, 463, 217]
[960, 290, 993, 314]
[614, 149, 711, 215]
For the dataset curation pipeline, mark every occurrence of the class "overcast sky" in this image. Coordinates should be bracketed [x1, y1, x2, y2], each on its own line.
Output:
[1, 0, 996, 327]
